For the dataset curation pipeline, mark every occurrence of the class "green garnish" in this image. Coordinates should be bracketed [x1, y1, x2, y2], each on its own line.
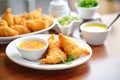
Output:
[77, 0, 98, 8]
[55, 52, 76, 65]
[58, 16, 78, 26]
[62, 54, 76, 65]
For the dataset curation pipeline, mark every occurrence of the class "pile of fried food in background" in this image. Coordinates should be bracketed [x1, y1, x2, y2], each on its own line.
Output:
[0, 8, 54, 37]
[40, 34, 90, 64]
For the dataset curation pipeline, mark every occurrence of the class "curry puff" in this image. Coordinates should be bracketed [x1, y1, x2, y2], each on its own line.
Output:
[14, 15, 26, 25]
[25, 19, 48, 32]
[59, 34, 89, 59]
[0, 20, 8, 26]
[2, 8, 14, 27]
[27, 8, 42, 20]
[11, 25, 30, 34]
[0, 8, 54, 37]
[25, 15, 53, 32]
[40, 34, 67, 64]
[0, 26, 18, 37]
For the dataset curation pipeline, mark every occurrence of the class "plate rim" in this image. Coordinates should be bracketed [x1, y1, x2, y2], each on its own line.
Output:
[5, 34, 92, 70]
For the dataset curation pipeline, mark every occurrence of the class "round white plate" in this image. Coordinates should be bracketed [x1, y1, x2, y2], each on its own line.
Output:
[6, 34, 92, 70]
[0, 21, 56, 44]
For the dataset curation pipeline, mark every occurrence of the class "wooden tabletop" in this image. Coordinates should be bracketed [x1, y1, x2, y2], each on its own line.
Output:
[0, 13, 120, 80]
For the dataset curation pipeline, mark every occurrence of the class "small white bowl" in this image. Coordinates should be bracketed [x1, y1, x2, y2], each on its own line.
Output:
[54, 16, 82, 36]
[75, 3, 99, 19]
[57, 20, 73, 36]
[80, 22, 111, 46]
[15, 36, 48, 61]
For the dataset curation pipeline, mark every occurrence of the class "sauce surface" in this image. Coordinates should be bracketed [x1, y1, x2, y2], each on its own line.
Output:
[84, 23, 107, 32]
[19, 40, 46, 50]
[58, 16, 78, 26]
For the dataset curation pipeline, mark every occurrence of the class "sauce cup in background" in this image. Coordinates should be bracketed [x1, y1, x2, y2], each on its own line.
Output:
[75, 1, 99, 19]
[15, 36, 48, 61]
[54, 16, 82, 36]
[80, 22, 111, 46]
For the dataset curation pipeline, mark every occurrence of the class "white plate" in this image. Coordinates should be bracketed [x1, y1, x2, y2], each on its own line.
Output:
[0, 21, 56, 44]
[6, 34, 92, 70]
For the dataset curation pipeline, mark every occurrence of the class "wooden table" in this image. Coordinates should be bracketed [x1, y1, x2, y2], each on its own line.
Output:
[0, 13, 120, 80]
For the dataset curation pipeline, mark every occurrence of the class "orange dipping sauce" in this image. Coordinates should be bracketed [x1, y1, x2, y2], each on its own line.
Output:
[18, 40, 46, 50]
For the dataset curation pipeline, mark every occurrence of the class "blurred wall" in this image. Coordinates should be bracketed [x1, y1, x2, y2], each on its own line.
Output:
[0, 0, 7, 15]
[68, 0, 120, 15]
[36, 0, 51, 14]
[0, 0, 52, 15]
[97, 0, 120, 14]
[0, 0, 120, 15]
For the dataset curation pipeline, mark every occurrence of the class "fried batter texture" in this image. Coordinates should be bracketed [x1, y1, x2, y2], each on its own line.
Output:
[0, 8, 54, 37]
[27, 8, 42, 19]
[2, 8, 14, 27]
[11, 25, 30, 34]
[59, 34, 89, 59]
[40, 34, 67, 64]
[0, 26, 19, 37]
[0, 20, 8, 26]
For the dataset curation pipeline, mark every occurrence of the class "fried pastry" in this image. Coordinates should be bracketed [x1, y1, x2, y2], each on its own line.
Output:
[14, 12, 28, 25]
[0, 20, 8, 26]
[0, 26, 19, 37]
[21, 12, 28, 19]
[40, 34, 67, 64]
[2, 8, 14, 26]
[27, 8, 42, 19]
[14, 16, 24, 25]
[11, 25, 30, 34]
[42, 15, 54, 27]
[25, 19, 48, 32]
[59, 34, 89, 59]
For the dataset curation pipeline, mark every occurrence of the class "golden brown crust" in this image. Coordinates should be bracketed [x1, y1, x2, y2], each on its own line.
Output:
[40, 34, 67, 64]
[0, 26, 19, 37]
[0, 20, 8, 27]
[59, 34, 89, 58]
[11, 25, 30, 34]
[0, 8, 54, 37]
[2, 8, 14, 27]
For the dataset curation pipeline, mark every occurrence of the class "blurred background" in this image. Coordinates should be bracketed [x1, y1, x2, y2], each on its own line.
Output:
[0, 0, 120, 15]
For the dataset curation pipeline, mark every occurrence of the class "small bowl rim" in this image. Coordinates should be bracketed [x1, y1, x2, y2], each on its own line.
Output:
[57, 15, 81, 28]
[75, 3, 100, 10]
[80, 22, 111, 33]
[15, 36, 48, 51]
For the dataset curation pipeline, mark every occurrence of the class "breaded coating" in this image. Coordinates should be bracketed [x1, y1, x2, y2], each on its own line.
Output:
[40, 34, 67, 64]
[42, 15, 54, 27]
[14, 16, 24, 25]
[2, 8, 14, 26]
[21, 12, 28, 19]
[11, 25, 30, 34]
[25, 19, 48, 32]
[27, 8, 42, 19]
[0, 8, 54, 37]
[59, 34, 89, 58]
[0, 20, 8, 27]
[0, 26, 19, 37]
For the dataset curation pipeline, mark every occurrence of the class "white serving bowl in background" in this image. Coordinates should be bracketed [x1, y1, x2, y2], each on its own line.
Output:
[15, 36, 48, 61]
[75, 3, 99, 19]
[54, 16, 82, 36]
[80, 22, 111, 46]
[57, 20, 73, 36]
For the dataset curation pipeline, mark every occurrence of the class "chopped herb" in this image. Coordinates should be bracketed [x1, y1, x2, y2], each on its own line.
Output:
[56, 52, 76, 65]
[62, 54, 76, 65]
[77, 0, 98, 8]
[58, 16, 78, 26]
